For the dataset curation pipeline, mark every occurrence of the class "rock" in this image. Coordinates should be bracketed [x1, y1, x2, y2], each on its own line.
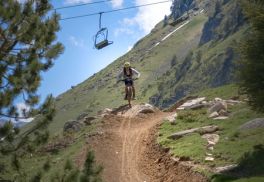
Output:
[202, 134, 220, 144]
[186, 103, 210, 110]
[214, 98, 222, 101]
[208, 146, 214, 151]
[206, 153, 213, 156]
[215, 164, 238, 173]
[177, 97, 206, 110]
[208, 101, 227, 114]
[168, 125, 219, 140]
[165, 113, 177, 125]
[198, 125, 219, 135]
[122, 103, 157, 118]
[213, 116, 229, 120]
[99, 108, 113, 117]
[77, 112, 88, 120]
[218, 109, 229, 116]
[166, 95, 198, 111]
[138, 103, 156, 114]
[63, 120, 83, 132]
[83, 116, 96, 125]
[225, 100, 242, 105]
[207, 141, 216, 147]
[209, 111, 219, 118]
[205, 157, 214, 161]
[238, 118, 264, 130]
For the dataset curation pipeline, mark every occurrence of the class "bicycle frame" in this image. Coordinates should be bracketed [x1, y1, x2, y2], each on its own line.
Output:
[119, 78, 137, 108]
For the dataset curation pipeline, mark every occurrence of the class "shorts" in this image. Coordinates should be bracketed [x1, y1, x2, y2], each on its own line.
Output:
[124, 78, 133, 86]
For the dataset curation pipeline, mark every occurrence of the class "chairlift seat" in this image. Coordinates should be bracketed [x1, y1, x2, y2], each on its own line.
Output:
[94, 27, 113, 49]
[95, 39, 112, 49]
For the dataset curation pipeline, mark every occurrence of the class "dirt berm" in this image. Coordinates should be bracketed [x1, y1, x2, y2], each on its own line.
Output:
[75, 104, 207, 182]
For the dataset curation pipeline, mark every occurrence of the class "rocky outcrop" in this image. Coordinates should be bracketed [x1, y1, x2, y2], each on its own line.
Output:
[83, 116, 97, 125]
[168, 125, 219, 140]
[171, 0, 197, 20]
[208, 101, 227, 114]
[238, 118, 264, 131]
[63, 120, 83, 133]
[199, 0, 245, 45]
[164, 113, 178, 125]
[122, 103, 157, 118]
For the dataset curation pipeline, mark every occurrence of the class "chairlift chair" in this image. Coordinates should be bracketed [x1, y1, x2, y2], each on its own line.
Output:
[94, 12, 113, 49]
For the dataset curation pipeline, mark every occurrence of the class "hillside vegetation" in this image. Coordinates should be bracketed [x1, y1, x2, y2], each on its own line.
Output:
[2, 0, 261, 181]
[23, 0, 247, 137]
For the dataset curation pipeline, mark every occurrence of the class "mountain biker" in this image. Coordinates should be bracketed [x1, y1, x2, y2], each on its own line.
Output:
[117, 62, 140, 100]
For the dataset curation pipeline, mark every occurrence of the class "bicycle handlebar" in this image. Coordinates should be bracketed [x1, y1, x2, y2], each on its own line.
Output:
[118, 78, 138, 82]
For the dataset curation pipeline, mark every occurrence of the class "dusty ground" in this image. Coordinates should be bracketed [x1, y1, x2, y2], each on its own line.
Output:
[75, 106, 207, 182]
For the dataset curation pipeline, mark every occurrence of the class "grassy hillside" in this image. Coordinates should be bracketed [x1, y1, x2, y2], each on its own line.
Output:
[21, 1, 247, 137]
[2, 0, 256, 180]
[34, 13, 208, 136]
[158, 84, 264, 182]
[150, 0, 247, 108]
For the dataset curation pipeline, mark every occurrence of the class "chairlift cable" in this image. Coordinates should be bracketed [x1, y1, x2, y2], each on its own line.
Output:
[60, 0, 172, 21]
[54, 0, 113, 10]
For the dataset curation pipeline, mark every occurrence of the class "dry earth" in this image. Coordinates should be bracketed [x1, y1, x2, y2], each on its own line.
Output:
[75, 105, 207, 182]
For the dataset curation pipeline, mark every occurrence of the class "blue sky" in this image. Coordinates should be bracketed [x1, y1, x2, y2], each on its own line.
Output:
[19, 0, 172, 103]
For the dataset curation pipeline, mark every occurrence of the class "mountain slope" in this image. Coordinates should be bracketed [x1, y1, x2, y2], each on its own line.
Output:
[150, 0, 246, 108]
[23, 0, 247, 137]
[45, 9, 209, 136]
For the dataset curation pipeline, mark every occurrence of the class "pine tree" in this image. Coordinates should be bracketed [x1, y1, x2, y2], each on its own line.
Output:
[80, 150, 103, 182]
[238, 0, 264, 112]
[0, 0, 64, 180]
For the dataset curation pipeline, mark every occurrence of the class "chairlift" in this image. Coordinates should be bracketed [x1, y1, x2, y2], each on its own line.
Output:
[94, 12, 113, 49]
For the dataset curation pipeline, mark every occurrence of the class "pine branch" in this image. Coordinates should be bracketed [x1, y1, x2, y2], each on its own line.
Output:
[0, 113, 29, 119]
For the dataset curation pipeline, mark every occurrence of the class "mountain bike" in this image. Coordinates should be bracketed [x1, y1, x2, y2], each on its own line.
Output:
[118, 78, 137, 108]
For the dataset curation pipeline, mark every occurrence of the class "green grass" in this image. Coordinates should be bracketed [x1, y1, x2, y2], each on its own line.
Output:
[0, 120, 99, 181]
[158, 85, 264, 181]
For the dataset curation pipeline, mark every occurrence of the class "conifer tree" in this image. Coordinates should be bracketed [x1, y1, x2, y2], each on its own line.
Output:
[80, 150, 103, 182]
[0, 0, 63, 180]
[238, 0, 264, 112]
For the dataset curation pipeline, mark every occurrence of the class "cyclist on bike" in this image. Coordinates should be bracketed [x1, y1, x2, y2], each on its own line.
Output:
[117, 62, 141, 100]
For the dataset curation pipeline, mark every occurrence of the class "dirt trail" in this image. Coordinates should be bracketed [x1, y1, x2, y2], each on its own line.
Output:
[75, 106, 207, 182]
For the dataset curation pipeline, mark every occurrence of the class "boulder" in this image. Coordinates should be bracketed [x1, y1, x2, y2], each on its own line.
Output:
[63, 120, 83, 132]
[122, 103, 157, 118]
[177, 97, 206, 110]
[77, 112, 88, 120]
[202, 134, 220, 144]
[209, 111, 219, 118]
[225, 100, 242, 105]
[166, 95, 198, 111]
[208, 101, 227, 114]
[99, 108, 113, 117]
[83, 116, 97, 125]
[213, 116, 229, 120]
[215, 164, 238, 173]
[205, 157, 214, 161]
[186, 103, 210, 110]
[168, 125, 219, 140]
[238, 118, 264, 131]
[214, 98, 223, 102]
[198, 125, 219, 135]
[164, 113, 177, 125]
[218, 109, 229, 116]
